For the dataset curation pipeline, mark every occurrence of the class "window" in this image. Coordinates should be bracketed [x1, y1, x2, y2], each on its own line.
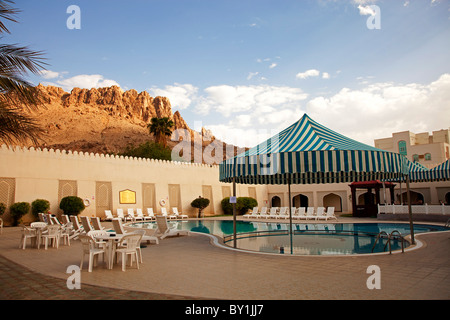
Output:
[425, 153, 432, 161]
[398, 141, 407, 156]
[413, 154, 419, 162]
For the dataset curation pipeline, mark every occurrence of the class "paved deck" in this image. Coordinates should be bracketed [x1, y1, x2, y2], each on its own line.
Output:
[0, 217, 449, 300]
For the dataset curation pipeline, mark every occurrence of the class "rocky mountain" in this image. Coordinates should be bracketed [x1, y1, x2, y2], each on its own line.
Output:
[19, 84, 244, 163]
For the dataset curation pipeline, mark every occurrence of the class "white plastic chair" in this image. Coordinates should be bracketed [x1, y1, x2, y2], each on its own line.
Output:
[79, 235, 106, 272]
[305, 207, 316, 220]
[170, 207, 188, 219]
[136, 208, 146, 221]
[258, 207, 269, 219]
[91, 217, 106, 231]
[19, 224, 37, 249]
[268, 207, 279, 219]
[161, 207, 168, 217]
[80, 216, 94, 233]
[155, 216, 189, 239]
[41, 225, 61, 250]
[115, 233, 143, 271]
[116, 209, 125, 221]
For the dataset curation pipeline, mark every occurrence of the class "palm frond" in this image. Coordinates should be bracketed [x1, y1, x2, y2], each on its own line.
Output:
[0, 0, 19, 34]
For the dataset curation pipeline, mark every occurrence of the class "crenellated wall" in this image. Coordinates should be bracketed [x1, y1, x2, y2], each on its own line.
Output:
[0, 144, 268, 224]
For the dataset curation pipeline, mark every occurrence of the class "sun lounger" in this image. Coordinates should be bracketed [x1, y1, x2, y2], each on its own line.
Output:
[80, 216, 94, 233]
[160, 207, 168, 217]
[268, 207, 279, 219]
[317, 207, 337, 221]
[116, 209, 125, 221]
[155, 215, 189, 239]
[136, 208, 146, 221]
[127, 208, 140, 221]
[170, 207, 188, 219]
[315, 207, 326, 220]
[277, 207, 289, 219]
[244, 207, 259, 219]
[104, 210, 114, 221]
[91, 217, 106, 231]
[257, 207, 269, 219]
[305, 207, 317, 220]
[145, 208, 156, 220]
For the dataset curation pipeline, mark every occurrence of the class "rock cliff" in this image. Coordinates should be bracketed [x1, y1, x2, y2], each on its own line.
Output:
[18, 84, 243, 163]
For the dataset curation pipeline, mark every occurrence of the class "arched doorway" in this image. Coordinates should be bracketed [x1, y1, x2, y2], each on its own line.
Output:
[271, 196, 281, 207]
[445, 192, 450, 205]
[399, 191, 425, 205]
[323, 193, 342, 212]
[292, 194, 308, 208]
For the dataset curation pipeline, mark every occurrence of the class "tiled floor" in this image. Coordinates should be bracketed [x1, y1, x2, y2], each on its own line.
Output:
[0, 218, 449, 300]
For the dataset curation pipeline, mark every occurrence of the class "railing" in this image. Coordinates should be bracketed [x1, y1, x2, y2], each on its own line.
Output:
[378, 204, 450, 215]
[372, 230, 405, 254]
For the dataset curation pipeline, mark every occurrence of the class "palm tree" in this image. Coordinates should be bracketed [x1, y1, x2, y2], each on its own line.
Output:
[147, 117, 174, 147]
[0, 0, 46, 147]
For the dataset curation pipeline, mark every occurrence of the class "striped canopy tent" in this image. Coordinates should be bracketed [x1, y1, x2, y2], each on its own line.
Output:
[393, 159, 431, 183]
[219, 114, 414, 249]
[429, 159, 450, 181]
[220, 114, 408, 185]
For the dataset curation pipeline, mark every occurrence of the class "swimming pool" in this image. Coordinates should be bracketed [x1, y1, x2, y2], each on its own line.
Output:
[128, 220, 449, 256]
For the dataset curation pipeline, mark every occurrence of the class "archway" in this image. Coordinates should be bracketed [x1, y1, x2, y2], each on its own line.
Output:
[323, 193, 342, 212]
[271, 196, 281, 207]
[292, 194, 308, 208]
[399, 191, 424, 205]
[445, 192, 450, 205]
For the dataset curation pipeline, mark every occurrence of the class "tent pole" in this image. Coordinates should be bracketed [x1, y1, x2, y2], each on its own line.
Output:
[288, 176, 293, 254]
[406, 175, 415, 244]
[232, 177, 237, 249]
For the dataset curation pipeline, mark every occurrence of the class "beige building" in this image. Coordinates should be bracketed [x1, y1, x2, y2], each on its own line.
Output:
[374, 128, 450, 169]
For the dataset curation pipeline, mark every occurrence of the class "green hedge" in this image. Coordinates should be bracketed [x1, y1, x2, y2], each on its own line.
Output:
[59, 196, 85, 216]
[221, 197, 258, 215]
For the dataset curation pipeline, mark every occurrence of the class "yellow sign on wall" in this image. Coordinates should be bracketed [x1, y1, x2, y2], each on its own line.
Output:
[119, 189, 136, 204]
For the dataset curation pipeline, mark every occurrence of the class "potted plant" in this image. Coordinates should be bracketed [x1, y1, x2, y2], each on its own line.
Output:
[9, 202, 30, 226]
[31, 199, 50, 221]
[190, 196, 210, 218]
[59, 196, 85, 216]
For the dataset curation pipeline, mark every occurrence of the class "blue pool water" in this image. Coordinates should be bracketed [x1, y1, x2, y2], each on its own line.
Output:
[129, 220, 449, 255]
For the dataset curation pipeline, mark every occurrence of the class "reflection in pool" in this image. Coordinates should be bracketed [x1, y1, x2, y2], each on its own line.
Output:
[129, 220, 449, 255]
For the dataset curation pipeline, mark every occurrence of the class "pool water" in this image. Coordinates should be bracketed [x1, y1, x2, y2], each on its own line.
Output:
[129, 220, 449, 256]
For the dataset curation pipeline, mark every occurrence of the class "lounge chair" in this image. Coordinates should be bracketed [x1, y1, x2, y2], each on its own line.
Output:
[257, 207, 269, 219]
[160, 207, 168, 217]
[112, 218, 127, 235]
[104, 210, 114, 221]
[244, 207, 258, 219]
[69, 215, 84, 238]
[316, 207, 326, 220]
[170, 207, 188, 219]
[155, 215, 189, 239]
[91, 217, 106, 231]
[268, 207, 279, 219]
[277, 207, 289, 219]
[136, 208, 146, 221]
[116, 209, 126, 221]
[295, 207, 307, 219]
[305, 207, 316, 220]
[132, 229, 159, 245]
[318, 207, 337, 221]
[145, 208, 156, 220]
[80, 216, 94, 233]
[127, 208, 140, 221]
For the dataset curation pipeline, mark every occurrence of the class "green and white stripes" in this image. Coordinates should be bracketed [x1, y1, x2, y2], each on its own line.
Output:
[220, 114, 407, 185]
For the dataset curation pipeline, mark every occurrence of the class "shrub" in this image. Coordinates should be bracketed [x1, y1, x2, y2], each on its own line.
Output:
[59, 196, 85, 216]
[0, 202, 6, 216]
[191, 197, 210, 218]
[221, 197, 258, 215]
[31, 199, 50, 220]
[121, 141, 172, 161]
[9, 202, 30, 226]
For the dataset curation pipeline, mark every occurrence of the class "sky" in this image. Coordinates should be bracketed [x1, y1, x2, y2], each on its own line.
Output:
[6, 0, 450, 148]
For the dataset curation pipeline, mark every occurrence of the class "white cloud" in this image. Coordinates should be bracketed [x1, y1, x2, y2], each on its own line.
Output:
[322, 72, 330, 79]
[296, 69, 320, 79]
[39, 70, 60, 79]
[148, 83, 198, 110]
[306, 73, 450, 145]
[247, 72, 259, 80]
[40, 72, 121, 92]
[195, 84, 308, 117]
[269, 63, 277, 69]
[357, 5, 376, 16]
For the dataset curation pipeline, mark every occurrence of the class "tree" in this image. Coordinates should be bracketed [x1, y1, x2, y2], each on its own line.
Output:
[147, 117, 174, 147]
[9, 201, 29, 226]
[191, 196, 210, 218]
[0, 0, 46, 147]
[59, 196, 85, 216]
